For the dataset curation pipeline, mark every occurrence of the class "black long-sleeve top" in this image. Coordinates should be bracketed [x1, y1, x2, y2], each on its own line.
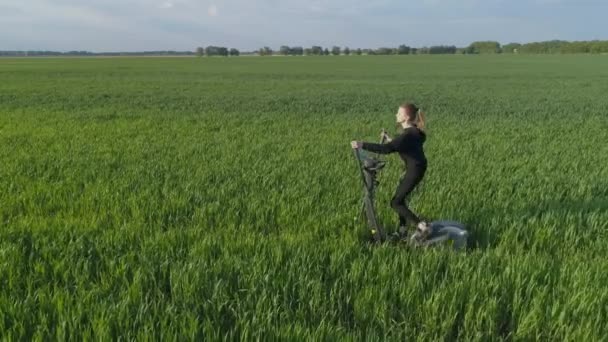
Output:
[362, 126, 427, 169]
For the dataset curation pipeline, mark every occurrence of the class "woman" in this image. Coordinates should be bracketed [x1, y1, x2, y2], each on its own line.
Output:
[351, 103, 431, 238]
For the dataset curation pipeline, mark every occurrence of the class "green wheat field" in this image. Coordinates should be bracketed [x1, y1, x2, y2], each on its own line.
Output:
[1, 55, 607, 340]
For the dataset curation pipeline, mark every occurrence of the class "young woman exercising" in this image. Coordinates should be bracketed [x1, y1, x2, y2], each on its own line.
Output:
[351, 103, 431, 238]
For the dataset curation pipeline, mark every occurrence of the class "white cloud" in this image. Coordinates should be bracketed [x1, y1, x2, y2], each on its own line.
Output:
[309, 5, 324, 12]
[160, 1, 174, 9]
[207, 4, 218, 17]
[0, 0, 606, 51]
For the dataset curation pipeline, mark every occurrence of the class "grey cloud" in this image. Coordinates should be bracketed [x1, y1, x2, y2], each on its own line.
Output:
[0, 0, 606, 51]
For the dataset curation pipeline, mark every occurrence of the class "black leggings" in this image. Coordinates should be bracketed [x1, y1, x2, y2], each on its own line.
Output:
[391, 166, 426, 227]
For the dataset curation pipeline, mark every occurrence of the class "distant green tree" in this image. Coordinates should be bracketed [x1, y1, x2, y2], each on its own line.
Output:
[590, 40, 608, 53]
[429, 45, 456, 54]
[502, 43, 521, 53]
[519, 40, 567, 54]
[331, 46, 341, 55]
[397, 44, 411, 55]
[468, 41, 501, 54]
[343, 47, 351, 55]
[195, 47, 204, 57]
[311, 46, 323, 55]
[290, 46, 304, 55]
[564, 41, 591, 53]
[259, 46, 273, 56]
[375, 47, 393, 55]
[229, 48, 240, 56]
[205, 46, 228, 56]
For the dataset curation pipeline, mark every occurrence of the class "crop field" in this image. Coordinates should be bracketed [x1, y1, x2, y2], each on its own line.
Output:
[1, 55, 607, 340]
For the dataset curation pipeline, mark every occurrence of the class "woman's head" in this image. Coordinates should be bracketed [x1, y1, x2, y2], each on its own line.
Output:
[396, 102, 425, 130]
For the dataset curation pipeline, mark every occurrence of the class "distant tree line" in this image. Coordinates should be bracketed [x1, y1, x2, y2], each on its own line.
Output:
[454, 40, 608, 54]
[195, 46, 240, 57]
[3, 40, 608, 57]
[0, 50, 195, 57]
[251, 40, 608, 56]
[500, 40, 608, 54]
[265, 40, 608, 56]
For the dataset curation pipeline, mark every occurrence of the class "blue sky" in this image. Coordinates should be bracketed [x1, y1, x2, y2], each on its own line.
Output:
[0, 0, 606, 51]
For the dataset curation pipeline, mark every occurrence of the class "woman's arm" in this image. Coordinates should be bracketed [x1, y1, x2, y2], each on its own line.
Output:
[352, 130, 408, 153]
[361, 140, 397, 154]
[362, 131, 409, 154]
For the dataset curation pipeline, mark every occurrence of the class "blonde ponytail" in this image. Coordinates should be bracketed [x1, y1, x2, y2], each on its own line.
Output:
[416, 110, 426, 131]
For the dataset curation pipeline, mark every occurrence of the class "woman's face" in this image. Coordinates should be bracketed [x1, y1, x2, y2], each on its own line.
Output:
[396, 106, 408, 123]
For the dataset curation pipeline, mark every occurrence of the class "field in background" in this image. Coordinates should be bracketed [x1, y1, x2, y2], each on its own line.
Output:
[1, 55, 607, 340]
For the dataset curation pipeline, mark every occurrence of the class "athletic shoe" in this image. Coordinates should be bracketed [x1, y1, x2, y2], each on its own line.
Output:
[416, 221, 432, 240]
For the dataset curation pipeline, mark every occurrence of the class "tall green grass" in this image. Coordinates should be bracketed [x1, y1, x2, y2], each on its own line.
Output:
[1, 55, 607, 340]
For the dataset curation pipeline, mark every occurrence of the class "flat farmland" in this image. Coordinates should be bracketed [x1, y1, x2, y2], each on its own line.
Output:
[1, 55, 607, 340]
